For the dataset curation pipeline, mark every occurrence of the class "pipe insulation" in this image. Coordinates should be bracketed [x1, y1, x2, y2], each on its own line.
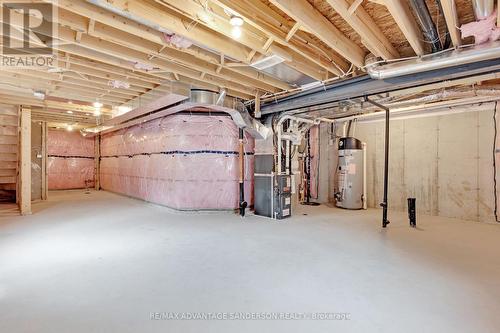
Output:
[366, 41, 500, 79]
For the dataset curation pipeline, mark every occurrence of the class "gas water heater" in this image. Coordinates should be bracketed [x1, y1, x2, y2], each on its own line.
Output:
[336, 137, 366, 210]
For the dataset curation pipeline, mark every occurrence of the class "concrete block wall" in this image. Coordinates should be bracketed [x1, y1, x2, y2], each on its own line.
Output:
[352, 102, 498, 223]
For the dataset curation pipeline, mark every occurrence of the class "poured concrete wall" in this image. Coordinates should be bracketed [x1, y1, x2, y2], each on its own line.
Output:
[353, 103, 497, 222]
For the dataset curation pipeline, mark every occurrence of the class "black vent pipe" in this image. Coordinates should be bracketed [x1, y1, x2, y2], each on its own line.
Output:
[409, 0, 442, 52]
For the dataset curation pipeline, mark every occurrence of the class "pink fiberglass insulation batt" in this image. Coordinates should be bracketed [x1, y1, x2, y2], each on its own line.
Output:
[309, 125, 320, 199]
[100, 114, 255, 210]
[47, 129, 95, 190]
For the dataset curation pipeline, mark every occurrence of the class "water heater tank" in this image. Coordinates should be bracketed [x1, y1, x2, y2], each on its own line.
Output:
[336, 137, 365, 210]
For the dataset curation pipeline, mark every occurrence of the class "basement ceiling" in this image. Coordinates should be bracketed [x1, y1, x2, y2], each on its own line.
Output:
[0, 0, 491, 127]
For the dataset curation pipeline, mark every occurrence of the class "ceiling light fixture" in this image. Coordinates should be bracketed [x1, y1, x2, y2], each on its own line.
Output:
[33, 91, 45, 99]
[66, 124, 73, 132]
[94, 108, 101, 116]
[230, 15, 244, 27]
[118, 105, 132, 114]
[66, 110, 73, 114]
[93, 101, 103, 108]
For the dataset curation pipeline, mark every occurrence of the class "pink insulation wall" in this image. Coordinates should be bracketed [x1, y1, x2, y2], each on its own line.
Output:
[309, 125, 320, 199]
[99, 114, 254, 210]
[47, 130, 95, 190]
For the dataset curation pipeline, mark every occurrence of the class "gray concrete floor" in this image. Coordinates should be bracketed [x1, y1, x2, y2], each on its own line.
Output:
[1, 190, 500, 333]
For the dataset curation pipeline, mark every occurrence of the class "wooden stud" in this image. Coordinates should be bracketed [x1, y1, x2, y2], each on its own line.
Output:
[19, 106, 31, 215]
[325, 0, 399, 59]
[270, 0, 366, 66]
[440, 0, 462, 47]
[383, 0, 425, 55]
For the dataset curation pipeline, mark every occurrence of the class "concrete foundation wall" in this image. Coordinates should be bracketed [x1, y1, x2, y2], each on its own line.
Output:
[352, 103, 497, 222]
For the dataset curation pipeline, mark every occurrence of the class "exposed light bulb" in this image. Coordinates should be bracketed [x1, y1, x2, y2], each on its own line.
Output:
[231, 26, 242, 39]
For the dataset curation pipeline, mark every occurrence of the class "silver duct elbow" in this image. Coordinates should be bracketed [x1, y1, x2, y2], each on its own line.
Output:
[472, 0, 494, 19]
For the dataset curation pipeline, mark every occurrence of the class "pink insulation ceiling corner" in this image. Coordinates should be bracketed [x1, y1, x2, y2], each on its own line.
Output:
[100, 114, 254, 210]
[47, 130, 95, 190]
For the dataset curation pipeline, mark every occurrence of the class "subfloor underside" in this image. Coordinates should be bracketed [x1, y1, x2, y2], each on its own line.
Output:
[1, 190, 499, 333]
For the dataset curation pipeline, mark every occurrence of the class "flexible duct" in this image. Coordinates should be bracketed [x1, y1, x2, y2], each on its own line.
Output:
[366, 41, 500, 79]
[409, 0, 442, 52]
[472, 0, 494, 19]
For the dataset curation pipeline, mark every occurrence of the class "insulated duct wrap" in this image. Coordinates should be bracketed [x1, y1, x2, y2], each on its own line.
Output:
[99, 114, 254, 210]
[47, 130, 95, 190]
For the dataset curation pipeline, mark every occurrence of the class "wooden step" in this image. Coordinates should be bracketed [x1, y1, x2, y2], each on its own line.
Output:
[0, 169, 16, 177]
[0, 153, 17, 162]
[0, 176, 16, 184]
[0, 184, 16, 191]
[0, 126, 17, 136]
[0, 161, 17, 169]
[0, 203, 20, 216]
[0, 115, 18, 126]
[0, 144, 17, 153]
[0, 136, 18, 145]
[0, 107, 19, 116]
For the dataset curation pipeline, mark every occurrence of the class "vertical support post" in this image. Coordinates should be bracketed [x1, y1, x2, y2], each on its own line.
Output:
[254, 93, 261, 119]
[19, 105, 31, 215]
[41, 121, 48, 200]
[239, 128, 247, 217]
[95, 134, 100, 190]
[365, 97, 390, 228]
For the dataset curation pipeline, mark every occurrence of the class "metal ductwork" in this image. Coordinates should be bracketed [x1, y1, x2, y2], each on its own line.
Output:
[472, 0, 494, 19]
[190, 90, 271, 140]
[366, 41, 500, 79]
[409, 0, 442, 52]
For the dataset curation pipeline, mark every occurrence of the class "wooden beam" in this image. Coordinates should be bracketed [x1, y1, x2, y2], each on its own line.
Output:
[19, 106, 31, 215]
[285, 22, 301, 41]
[325, 0, 399, 59]
[383, 0, 426, 55]
[99, 0, 251, 62]
[270, 0, 366, 67]
[150, 0, 328, 79]
[440, 0, 462, 47]
[348, 0, 364, 14]
[213, 0, 349, 74]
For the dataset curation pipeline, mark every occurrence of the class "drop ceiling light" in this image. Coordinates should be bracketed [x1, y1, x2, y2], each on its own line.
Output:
[230, 15, 244, 27]
[118, 105, 132, 114]
[33, 91, 45, 99]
